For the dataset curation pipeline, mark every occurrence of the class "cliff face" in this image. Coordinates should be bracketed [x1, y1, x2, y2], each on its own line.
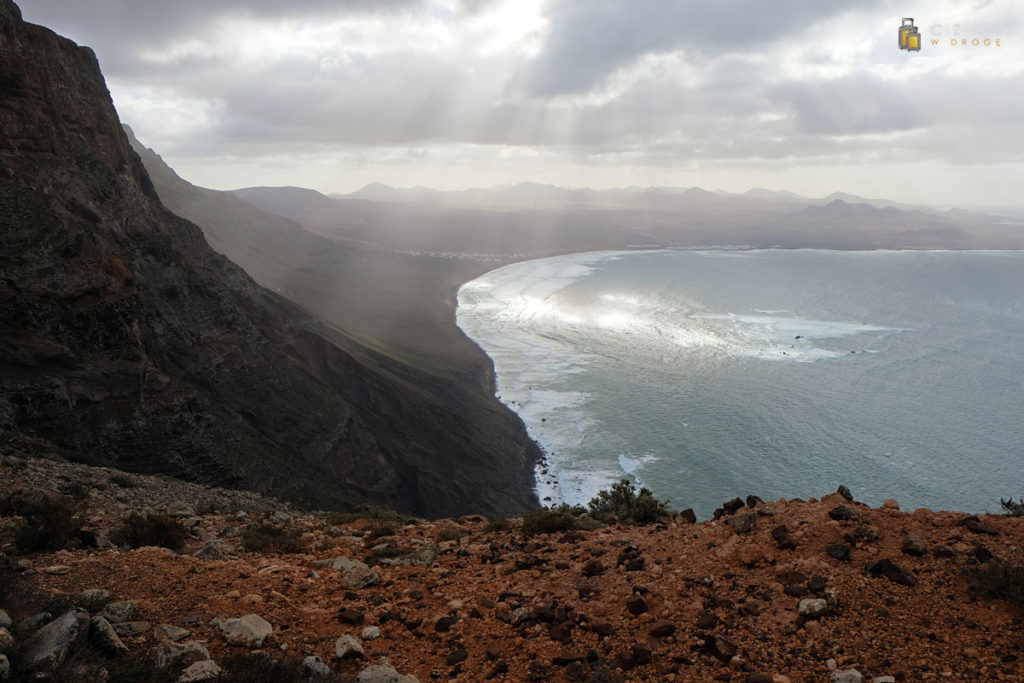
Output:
[0, 0, 538, 516]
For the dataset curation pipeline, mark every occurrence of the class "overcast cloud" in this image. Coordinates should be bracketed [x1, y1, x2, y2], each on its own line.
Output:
[18, 0, 1024, 208]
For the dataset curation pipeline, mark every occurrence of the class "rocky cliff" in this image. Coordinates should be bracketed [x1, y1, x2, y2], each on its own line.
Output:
[0, 0, 538, 517]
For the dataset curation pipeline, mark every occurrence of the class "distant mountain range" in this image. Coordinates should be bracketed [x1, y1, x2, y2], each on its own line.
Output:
[231, 180, 1023, 255]
[331, 181, 960, 215]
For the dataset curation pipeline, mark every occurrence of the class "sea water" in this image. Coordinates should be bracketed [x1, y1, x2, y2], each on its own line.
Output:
[456, 249, 1024, 518]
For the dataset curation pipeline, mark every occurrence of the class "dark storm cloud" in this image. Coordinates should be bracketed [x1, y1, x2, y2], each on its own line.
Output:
[522, 0, 874, 96]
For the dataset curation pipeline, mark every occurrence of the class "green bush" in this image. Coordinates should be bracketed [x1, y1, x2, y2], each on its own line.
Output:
[111, 513, 188, 551]
[968, 554, 1024, 607]
[1, 491, 83, 553]
[240, 524, 307, 554]
[328, 504, 413, 525]
[57, 480, 94, 500]
[435, 526, 464, 542]
[521, 504, 598, 536]
[365, 520, 399, 540]
[364, 546, 412, 566]
[1000, 498, 1024, 518]
[587, 479, 670, 524]
[109, 473, 136, 489]
[485, 517, 511, 532]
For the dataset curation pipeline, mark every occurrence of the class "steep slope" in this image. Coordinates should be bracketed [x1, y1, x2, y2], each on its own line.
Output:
[0, 0, 538, 517]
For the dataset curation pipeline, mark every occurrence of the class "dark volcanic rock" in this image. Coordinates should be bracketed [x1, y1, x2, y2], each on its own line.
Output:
[0, 0, 538, 517]
[625, 596, 648, 616]
[958, 516, 999, 536]
[829, 506, 861, 522]
[868, 559, 918, 586]
[705, 633, 738, 662]
[826, 544, 852, 561]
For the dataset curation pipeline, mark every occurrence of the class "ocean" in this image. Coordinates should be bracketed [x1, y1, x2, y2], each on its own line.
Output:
[456, 249, 1024, 519]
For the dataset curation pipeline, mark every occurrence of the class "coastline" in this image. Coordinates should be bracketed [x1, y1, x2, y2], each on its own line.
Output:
[455, 248, 1024, 519]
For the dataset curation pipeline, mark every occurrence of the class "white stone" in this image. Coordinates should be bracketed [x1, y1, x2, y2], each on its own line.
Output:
[360, 626, 381, 641]
[216, 614, 273, 648]
[154, 640, 210, 669]
[0, 611, 12, 629]
[178, 659, 223, 682]
[357, 658, 421, 683]
[303, 655, 332, 677]
[334, 633, 364, 659]
[798, 598, 830, 619]
[830, 671, 863, 683]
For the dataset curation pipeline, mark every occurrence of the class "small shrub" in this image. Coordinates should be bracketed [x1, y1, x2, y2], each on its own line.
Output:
[485, 517, 511, 532]
[365, 520, 399, 540]
[240, 524, 307, 554]
[436, 526, 464, 542]
[1000, 498, 1024, 518]
[969, 554, 1024, 608]
[109, 473, 136, 489]
[587, 479, 671, 524]
[111, 513, 188, 551]
[328, 503, 413, 525]
[521, 505, 591, 536]
[1, 491, 82, 553]
[58, 480, 94, 500]
[364, 546, 411, 566]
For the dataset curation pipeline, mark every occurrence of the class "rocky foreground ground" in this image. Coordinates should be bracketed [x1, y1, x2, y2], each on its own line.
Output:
[1, 449, 1023, 683]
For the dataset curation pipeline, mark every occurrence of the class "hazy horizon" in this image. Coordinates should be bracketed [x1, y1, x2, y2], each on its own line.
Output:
[21, 1, 1024, 211]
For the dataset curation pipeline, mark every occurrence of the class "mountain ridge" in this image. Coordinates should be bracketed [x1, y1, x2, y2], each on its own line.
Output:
[0, 0, 538, 517]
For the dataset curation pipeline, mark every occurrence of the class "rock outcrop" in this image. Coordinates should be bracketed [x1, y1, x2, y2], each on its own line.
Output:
[0, 0, 538, 517]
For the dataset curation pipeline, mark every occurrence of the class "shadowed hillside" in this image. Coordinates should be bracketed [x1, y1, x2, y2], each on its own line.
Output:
[0, 0, 538, 518]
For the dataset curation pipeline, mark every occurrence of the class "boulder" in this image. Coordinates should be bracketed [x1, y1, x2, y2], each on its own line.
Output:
[830, 670, 863, 683]
[156, 624, 192, 642]
[726, 512, 757, 534]
[0, 628, 13, 651]
[21, 610, 90, 674]
[901, 535, 927, 556]
[313, 556, 380, 588]
[303, 655, 332, 677]
[90, 616, 129, 656]
[334, 634, 364, 659]
[0, 610, 10, 628]
[379, 544, 438, 567]
[868, 559, 917, 587]
[215, 614, 273, 648]
[797, 598, 830, 619]
[154, 640, 211, 669]
[0, 654, 9, 681]
[76, 588, 112, 610]
[357, 658, 422, 683]
[113, 621, 152, 637]
[99, 600, 137, 624]
[178, 660, 223, 682]
[828, 506, 861, 522]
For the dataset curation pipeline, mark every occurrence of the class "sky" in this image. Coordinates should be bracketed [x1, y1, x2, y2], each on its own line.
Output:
[19, 0, 1024, 209]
